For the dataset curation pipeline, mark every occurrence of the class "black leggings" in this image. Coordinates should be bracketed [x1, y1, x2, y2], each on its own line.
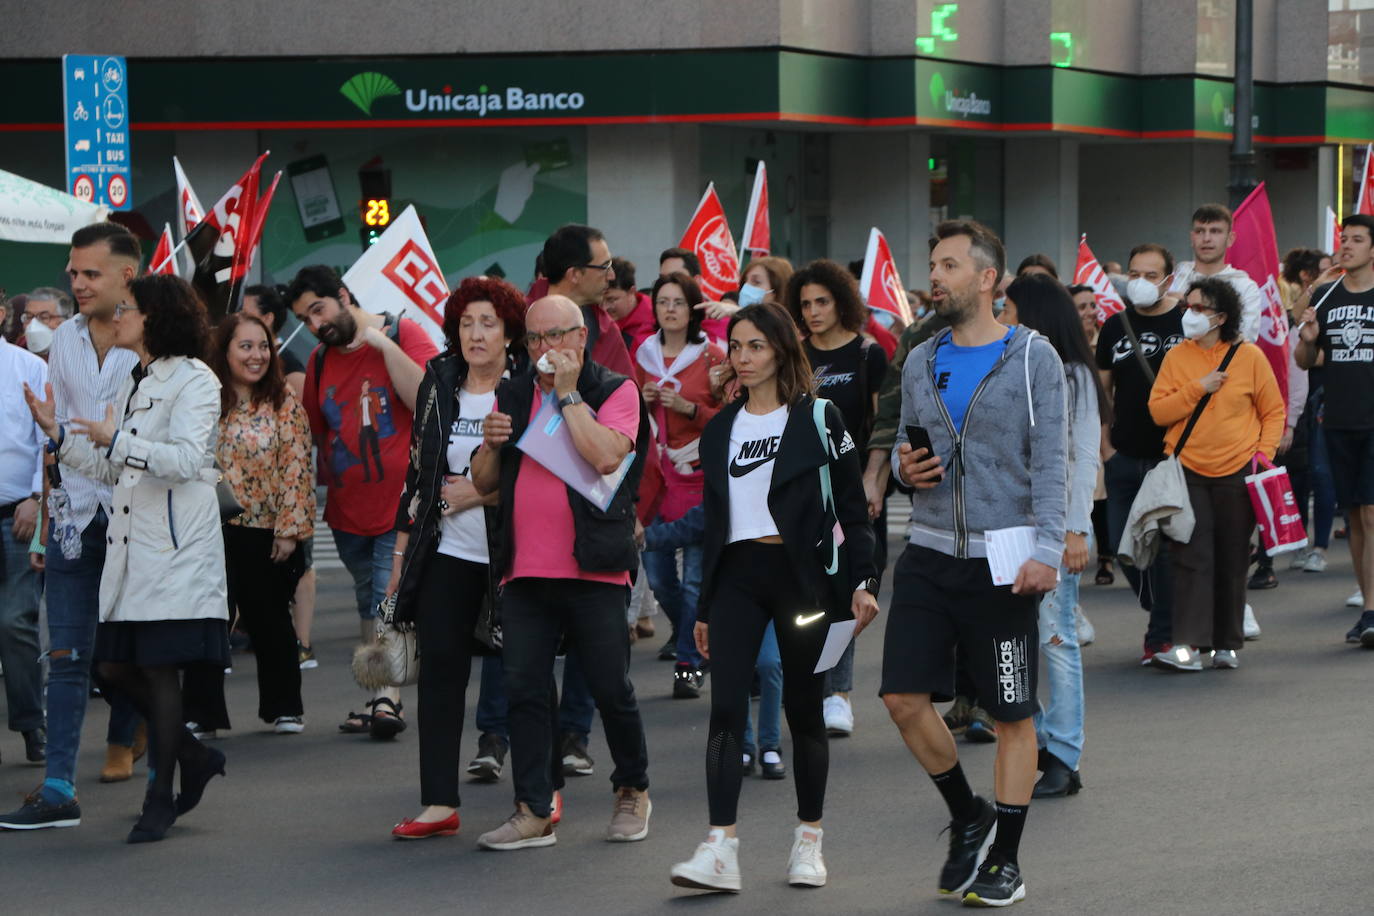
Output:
[95, 663, 208, 799]
[705, 542, 829, 825]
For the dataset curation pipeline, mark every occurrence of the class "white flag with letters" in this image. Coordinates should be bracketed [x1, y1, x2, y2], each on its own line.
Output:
[342, 205, 447, 346]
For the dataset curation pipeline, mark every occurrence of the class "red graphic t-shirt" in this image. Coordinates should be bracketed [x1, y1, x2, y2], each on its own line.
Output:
[303, 317, 438, 536]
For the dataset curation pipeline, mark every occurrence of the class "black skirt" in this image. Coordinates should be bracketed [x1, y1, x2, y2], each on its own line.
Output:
[95, 618, 232, 668]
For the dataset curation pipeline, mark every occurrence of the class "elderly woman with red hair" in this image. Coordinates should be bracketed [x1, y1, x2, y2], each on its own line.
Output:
[384, 276, 527, 839]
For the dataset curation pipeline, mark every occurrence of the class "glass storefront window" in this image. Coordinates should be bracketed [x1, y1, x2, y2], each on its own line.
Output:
[1330, 1, 1374, 86]
[1196, 0, 1236, 77]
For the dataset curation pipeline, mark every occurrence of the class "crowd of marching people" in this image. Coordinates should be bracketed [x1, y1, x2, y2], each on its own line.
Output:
[1, 203, 1372, 907]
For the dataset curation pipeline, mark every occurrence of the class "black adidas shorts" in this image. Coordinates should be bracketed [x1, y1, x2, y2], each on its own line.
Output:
[880, 544, 1039, 723]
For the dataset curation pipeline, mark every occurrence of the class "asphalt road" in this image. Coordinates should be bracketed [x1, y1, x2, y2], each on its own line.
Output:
[2, 525, 1369, 915]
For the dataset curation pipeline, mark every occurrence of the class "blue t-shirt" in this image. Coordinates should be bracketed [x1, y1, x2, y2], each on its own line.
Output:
[933, 328, 1013, 432]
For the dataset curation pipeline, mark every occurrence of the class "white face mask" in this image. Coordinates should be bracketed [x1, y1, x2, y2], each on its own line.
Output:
[24, 318, 55, 354]
[737, 283, 768, 308]
[1180, 309, 1215, 340]
[1126, 277, 1161, 308]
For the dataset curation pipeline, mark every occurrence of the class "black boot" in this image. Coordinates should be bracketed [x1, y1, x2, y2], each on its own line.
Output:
[1032, 751, 1081, 798]
[128, 789, 177, 843]
[175, 743, 227, 816]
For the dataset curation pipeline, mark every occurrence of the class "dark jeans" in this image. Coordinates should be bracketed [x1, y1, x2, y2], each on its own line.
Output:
[473, 652, 595, 743]
[1292, 390, 1337, 549]
[1170, 469, 1253, 651]
[0, 520, 43, 733]
[1104, 453, 1174, 646]
[502, 578, 647, 818]
[414, 554, 484, 807]
[224, 525, 304, 722]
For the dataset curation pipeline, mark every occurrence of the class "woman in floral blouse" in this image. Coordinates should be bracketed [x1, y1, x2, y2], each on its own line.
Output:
[209, 313, 315, 732]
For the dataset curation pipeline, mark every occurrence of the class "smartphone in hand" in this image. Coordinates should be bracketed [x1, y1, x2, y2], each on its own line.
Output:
[905, 425, 942, 483]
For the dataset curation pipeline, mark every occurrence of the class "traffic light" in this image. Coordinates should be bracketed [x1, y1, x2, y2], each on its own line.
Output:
[358, 159, 392, 251]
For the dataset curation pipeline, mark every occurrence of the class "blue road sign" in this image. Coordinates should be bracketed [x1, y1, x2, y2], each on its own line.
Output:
[63, 54, 132, 210]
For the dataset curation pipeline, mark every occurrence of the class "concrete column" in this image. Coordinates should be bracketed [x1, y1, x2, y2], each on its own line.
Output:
[586, 124, 700, 282]
[1002, 137, 1079, 278]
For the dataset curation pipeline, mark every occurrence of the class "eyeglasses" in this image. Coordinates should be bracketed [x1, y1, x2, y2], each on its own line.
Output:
[655, 298, 689, 310]
[525, 326, 583, 347]
[113, 302, 139, 317]
[577, 260, 614, 274]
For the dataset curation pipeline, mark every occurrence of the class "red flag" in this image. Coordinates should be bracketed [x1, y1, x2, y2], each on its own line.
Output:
[1358, 144, 1374, 217]
[858, 228, 913, 325]
[1227, 182, 1290, 410]
[185, 152, 268, 318]
[150, 223, 176, 276]
[173, 156, 204, 239]
[239, 171, 281, 280]
[740, 161, 769, 256]
[679, 183, 739, 301]
[1326, 206, 1342, 256]
[1073, 236, 1126, 326]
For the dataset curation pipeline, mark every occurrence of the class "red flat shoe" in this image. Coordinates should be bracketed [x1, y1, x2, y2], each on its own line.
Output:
[392, 812, 459, 839]
[551, 791, 563, 826]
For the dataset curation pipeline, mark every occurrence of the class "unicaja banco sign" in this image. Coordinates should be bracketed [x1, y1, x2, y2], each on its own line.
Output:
[928, 72, 992, 118]
[340, 71, 586, 117]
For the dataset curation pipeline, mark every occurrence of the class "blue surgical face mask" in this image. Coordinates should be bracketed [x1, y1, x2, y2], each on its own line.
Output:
[737, 283, 768, 307]
[993, 297, 1006, 316]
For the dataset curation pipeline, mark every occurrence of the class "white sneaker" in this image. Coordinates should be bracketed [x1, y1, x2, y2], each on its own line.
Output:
[1211, 649, 1239, 669]
[273, 716, 305, 734]
[1348, 589, 1364, 608]
[787, 825, 827, 887]
[1073, 604, 1095, 646]
[1288, 547, 1311, 570]
[1301, 550, 1328, 573]
[823, 695, 853, 737]
[1150, 644, 1203, 672]
[1243, 604, 1261, 640]
[670, 829, 742, 893]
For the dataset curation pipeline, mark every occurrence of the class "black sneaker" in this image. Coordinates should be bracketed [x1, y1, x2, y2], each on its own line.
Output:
[1358, 611, 1374, 648]
[23, 728, 46, 763]
[466, 733, 509, 782]
[1247, 566, 1278, 590]
[672, 663, 705, 699]
[759, 748, 786, 780]
[560, 732, 594, 777]
[658, 636, 679, 661]
[938, 796, 997, 897]
[962, 853, 1025, 907]
[0, 790, 82, 830]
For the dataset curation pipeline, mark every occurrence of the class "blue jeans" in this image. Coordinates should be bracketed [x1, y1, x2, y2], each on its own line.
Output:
[0, 520, 44, 733]
[475, 652, 596, 742]
[743, 621, 783, 752]
[43, 508, 139, 787]
[1104, 453, 1173, 646]
[1034, 564, 1084, 770]
[331, 528, 397, 618]
[642, 544, 703, 668]
[824, 639, 855, 695]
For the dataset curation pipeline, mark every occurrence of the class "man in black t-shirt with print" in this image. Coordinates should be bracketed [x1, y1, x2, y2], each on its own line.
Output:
[1296, 214, 1374, 645]
[1095, 243, 1183, 665]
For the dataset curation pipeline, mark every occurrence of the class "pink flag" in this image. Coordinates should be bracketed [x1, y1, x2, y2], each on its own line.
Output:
[679, 183, 739, 301]
[858, 228, 913, 325]
[1073, 236, 1125, 326]
[1358, 144, 1374, 218]
[1326, 206, 1341, 256]
[740, 161, 770, 256]
[1227, 182, 1290, 409]
[150, 223, 177, 275]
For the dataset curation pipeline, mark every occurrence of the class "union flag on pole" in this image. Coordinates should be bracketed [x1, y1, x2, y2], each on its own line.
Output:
[173, 156, 205, 240]
[149, 224, 177, 276]
[740, 161, 770, 256]
[342, 204, 447, 346]
[1227, 182, 1290, 410]
[858, 228, 913, 325]
[1073, 236, 1126, 326]
[239, 171, 281, 280]
[1326, 206, 1341, 256]
[679, 183, 739, 301]
[1358, 144, 1374, 217]
[185, 151, 268, 319]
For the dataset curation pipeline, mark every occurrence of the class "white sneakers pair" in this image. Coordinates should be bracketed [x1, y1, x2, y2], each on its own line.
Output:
[823, 695, 854, 736]
[670, 825, 826, 892]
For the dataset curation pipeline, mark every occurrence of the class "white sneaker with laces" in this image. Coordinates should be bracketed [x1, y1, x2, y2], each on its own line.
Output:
[273, 716, 305, 734]
[1243, 604, 1261, 640]
[1073, 604, 1095, 646]
[1302, 550, 1328, 573]
[823, 695, 853, 736]
[1288, 547, 1311, 570]
[671, 829, 741, 892]
[787, 825, 827, 887]
[1211, 649, 1239, 669]
[1347, 589, 1364, 608]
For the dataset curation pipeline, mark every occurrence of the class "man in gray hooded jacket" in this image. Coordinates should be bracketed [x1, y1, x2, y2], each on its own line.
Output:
[881, 220, 1067, 908]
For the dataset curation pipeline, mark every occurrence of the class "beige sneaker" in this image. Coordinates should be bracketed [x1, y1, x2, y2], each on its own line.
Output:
[477, 806, 555, 850]
[606, 787, 651, 842]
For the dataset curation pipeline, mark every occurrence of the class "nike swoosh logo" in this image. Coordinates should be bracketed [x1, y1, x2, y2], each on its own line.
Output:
[795, 611, 826, 626]
[729, 455, 776, 477]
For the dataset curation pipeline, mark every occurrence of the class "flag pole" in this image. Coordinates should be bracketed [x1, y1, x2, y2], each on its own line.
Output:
[152, 236, 190, 275]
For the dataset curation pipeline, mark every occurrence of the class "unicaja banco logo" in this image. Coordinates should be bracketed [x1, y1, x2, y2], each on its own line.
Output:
[339, 71, 586, 117]
[928, 71, 991, 118]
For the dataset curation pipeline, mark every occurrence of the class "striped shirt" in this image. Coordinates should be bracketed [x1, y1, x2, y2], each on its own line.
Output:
[47, 314, 138, 532]
[0, 338, 47, 504]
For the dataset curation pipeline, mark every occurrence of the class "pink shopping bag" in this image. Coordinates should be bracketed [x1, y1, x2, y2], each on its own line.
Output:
[1245, 454, 1307, 554]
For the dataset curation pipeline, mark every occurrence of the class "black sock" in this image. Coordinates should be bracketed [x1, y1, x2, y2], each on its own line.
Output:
[929, 762, 977, 821]
[989, 801, 1028, 863]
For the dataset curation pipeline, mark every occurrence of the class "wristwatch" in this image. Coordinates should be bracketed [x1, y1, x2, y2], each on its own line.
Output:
[557, 391, 584, 411]
[855, 577, 879, 596]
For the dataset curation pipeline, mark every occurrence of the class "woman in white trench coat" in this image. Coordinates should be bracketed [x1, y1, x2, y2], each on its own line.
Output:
[26, 274, 229, 844]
